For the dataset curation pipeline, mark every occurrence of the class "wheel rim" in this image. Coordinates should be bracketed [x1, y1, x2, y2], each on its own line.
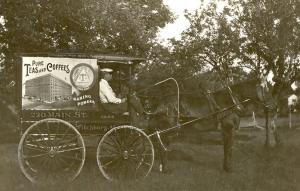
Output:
[97, 125, 154, 181]
[18, 118, 85, 183]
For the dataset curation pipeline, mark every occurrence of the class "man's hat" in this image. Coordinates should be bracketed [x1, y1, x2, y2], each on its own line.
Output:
[100, 68, 113, 73]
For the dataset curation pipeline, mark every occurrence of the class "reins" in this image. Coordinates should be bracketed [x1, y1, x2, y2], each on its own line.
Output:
[148, 98, 251, 137]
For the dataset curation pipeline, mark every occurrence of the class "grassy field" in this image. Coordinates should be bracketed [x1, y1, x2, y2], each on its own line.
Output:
[1, 114, 300, 191]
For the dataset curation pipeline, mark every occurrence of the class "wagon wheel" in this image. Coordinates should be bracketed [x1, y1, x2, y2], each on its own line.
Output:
[18, 118, 85, 184]
[97, 125, 154, 181]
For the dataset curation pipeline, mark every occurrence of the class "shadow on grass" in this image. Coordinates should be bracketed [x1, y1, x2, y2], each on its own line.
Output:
[2, 115, 300, 191]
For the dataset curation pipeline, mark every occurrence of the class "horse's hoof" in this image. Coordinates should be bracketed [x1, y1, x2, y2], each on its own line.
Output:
[159, 164, 163, 172]
[159, 164, 172, 174]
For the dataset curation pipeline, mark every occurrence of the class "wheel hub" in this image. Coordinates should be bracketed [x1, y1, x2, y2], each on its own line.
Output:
[48, 147, 56, 158]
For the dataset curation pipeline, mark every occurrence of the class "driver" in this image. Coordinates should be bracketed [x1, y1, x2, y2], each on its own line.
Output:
[99, 68, 126, 104]
[99, 68, 145, 115]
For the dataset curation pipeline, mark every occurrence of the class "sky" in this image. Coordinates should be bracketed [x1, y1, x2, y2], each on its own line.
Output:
[157, 0, 202, 43]
[157, 0, 227, 44]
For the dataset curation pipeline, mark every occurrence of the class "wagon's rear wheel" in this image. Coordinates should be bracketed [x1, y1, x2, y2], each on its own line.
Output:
[97, 125, 154, 181]
[18, 118, 85, 184]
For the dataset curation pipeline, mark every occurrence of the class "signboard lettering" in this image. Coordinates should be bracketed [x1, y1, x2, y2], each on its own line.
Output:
[22, 57, 98, 110]
[29, 111, 88, 119]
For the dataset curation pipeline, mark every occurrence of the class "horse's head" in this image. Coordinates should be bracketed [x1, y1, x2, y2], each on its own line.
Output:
[230, 90, 247, 115]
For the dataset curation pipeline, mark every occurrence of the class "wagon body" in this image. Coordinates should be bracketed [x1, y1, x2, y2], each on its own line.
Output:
[19, 53, 144, 135]
[17, 53, 155, 183]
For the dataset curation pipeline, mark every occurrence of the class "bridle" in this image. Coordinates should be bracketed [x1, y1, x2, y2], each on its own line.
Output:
[215, 71, 241, 110]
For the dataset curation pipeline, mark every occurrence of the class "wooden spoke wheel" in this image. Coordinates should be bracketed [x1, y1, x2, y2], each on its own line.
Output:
[97, 125, 154, 181]
[18, 118, 85, 184]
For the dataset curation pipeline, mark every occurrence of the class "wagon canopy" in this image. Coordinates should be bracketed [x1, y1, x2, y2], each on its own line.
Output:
[19, 53, 146, 64]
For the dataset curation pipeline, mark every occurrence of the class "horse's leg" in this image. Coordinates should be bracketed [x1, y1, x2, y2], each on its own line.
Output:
[158, 147, 168, 173]
[154, 136, 164, 173]
[152, 135, 168, 173]
[221, 116, 235, 172]
[148, 130, 166, 173]
[158, 148, 164, 172]
[149, 115, 171, 174]
[157, 133, 170, 173]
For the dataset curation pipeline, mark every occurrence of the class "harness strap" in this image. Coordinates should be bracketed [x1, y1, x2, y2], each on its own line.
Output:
[205, 91, 220, 113]
[201, 90, 221, 125]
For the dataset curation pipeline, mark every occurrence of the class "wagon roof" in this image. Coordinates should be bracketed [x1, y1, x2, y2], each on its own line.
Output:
[19, 53, 146, 64]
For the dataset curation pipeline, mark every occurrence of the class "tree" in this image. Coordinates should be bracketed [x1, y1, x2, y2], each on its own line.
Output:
[172, 0, 299, 146]
[0, 0, 173, 99]
[170, 4, 244, 87]
[232, 0, 300, 147]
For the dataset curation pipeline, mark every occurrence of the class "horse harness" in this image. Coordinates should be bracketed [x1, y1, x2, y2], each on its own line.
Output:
[202, 87, 242, 123]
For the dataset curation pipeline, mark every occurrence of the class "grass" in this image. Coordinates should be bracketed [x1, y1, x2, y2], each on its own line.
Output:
[1, 114, 300, 191]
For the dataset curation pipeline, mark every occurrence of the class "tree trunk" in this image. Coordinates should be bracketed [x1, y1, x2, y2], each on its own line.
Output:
[265, 109, 270, 147]
[264, 108, 278, 147]
[272, 111, 280, 146]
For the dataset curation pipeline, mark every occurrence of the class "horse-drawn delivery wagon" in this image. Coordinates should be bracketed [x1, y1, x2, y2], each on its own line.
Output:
[17, 53, 248, 183]
[18, 53, 156, 183]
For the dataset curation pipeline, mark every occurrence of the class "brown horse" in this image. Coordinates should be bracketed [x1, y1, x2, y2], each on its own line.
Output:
[140, 84, 244, 173]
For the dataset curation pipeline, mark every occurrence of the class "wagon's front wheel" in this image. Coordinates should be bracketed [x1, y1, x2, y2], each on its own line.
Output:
[97, 125, 154, 181]
[18, 118, 85, 184]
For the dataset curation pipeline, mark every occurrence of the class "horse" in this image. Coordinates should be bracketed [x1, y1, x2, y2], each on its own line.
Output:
[137, 82, 245, 173]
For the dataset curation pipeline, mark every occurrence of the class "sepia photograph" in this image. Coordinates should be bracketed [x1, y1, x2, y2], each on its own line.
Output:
[0, 0, 299, 190]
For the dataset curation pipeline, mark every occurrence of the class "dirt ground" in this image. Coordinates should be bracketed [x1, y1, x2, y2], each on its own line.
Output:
[1, 114, 300, 191]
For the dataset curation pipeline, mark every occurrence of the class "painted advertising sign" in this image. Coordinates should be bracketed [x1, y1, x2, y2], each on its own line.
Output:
[22, 57, 98, 110]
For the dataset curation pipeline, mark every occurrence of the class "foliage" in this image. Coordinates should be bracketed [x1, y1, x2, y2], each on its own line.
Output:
[172, 0, 299, 93]
[0, 0, 173, 97]
[229, 0, 300, 92]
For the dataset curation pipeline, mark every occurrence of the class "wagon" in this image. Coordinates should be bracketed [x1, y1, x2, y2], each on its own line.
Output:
[17, 53, 159, 183]
[17, 53, 248, 183]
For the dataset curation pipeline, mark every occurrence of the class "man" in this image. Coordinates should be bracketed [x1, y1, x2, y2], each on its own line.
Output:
[99, 68, 145, 115]
[99, 68, 126, 104]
